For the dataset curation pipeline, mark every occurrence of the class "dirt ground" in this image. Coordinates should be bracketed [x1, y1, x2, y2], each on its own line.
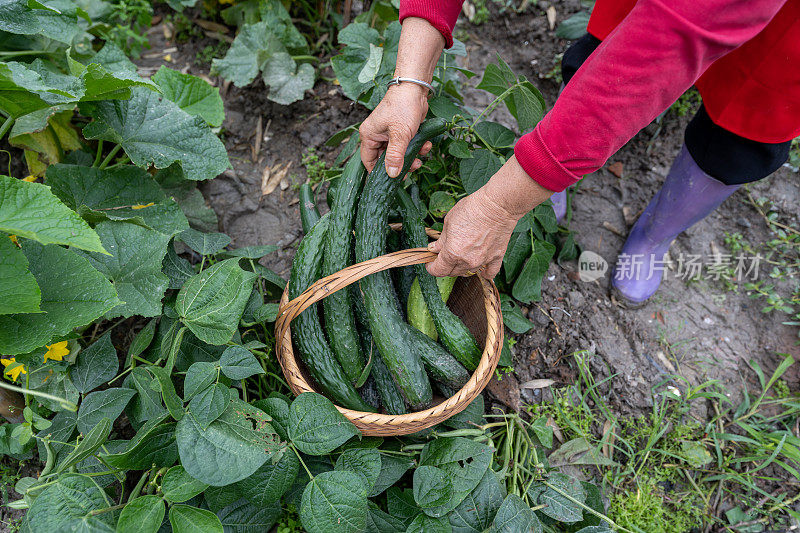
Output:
[133, 1, 800, 420]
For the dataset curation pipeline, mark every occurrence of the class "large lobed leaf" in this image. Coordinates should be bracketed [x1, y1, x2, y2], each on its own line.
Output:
[0, 240, 119, 355]
[0, 235, 40, 314]
[153, 66, 224, 127]
[81, 87, 229, 181]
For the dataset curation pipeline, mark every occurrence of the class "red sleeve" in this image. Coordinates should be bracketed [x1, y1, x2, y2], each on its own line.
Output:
[514, 0, 789, 193]
[399, 0, 463, 49]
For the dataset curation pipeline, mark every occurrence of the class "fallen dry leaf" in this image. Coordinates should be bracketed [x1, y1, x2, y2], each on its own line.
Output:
[261, 161, 293, 197]
[519, 378, 556, 390]
[546, 6, 557, 30]
[608, 161, 624, 178]
[193, 18, 229, 33]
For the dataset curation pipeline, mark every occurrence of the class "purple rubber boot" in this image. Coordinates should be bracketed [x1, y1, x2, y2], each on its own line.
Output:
[551, 190, 567, 222]
[611, 145, 740, 304]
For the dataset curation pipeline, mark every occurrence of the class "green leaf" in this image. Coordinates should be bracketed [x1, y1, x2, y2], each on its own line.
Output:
[428, 191, 455, 218]
[681, 440, 712, 468]
[447, 139, 472, 159]
[499, 294, 534, 335]
[217, 498, 281, 533]
[300, 470, 368, 533]
[511, 239, 555, 304]
[366, 501, 407, 533]
[556, 11, 590, 39]
[163, 243, 195, 290]
[253, 396, 290, 441]
[459, 150, 502, 195]
[153, 66, 224, 127]
[75, 221, 171, 319]
[178, 228, 230, 256]
[449, 469, 506, 532]
[530, 473, 585, 523]
[413, 465, 454, 514]
[27, 476, 114, 532]
[70, 331, 118, 393]
[418, 437, 493, 517]
[220, 345, 264, 380]
[335, 447, 381, 491]
[117, 495, 165, 533]
[128, 318, 157, 363]
[175, 258, 257, 345]
[474, 121, 515, 148]
[124, 367, 167, 425]
[357, 43, 383, 84]
[162, 465, 209, 503]
[0, 0, 81, 43]
[260, 52, 315, 106]
[56, 418, 112, 474]
[428, 95, 462, 121]
[149, 365, 186, 421]
[218, 245, 278, 259]
[0, 236, 40, 314]
[102, 417, 179, 470]
[184, 361, 217, 400]
[233, 449, 299, 506]
[0, 175, 105, 253]
[490, 494, 541, 533]
[370, 453, 414, 497]
[288, 393, 360, 455]
[170, 504, 223, 533]
[176, 398, 281, 486]
[528, 416, 553, 448]
[441, 394, 484, 430]
[408, 514, 452, 533]
[476, 57, 544, 131]
[532, 204, 557, 234]
[387, 487, 421, 527]
[77, 388, 136, 434]
[46, 164, 189, 237]
[188, 383, 229, 429]
[81, 87, 229, 181]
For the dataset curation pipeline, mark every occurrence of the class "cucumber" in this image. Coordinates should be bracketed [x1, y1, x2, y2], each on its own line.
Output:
[397, 189, 482, 371]
[288, 214, 374, 412]
[359, 376, 382, 411]
[407, 275, 456, 341]
[322, 154, 367, 385]
[299, 183, 320, 234]
[407, 326, 470, 390]
[353, 283, 407, 415]
[354, 118, 447, 410]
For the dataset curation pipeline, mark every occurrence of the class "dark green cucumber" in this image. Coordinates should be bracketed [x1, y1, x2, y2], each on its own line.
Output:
[354, 119, 447, 410]
[407, 327, 470, 390]
[288, 214, 374, 412]
[353, 283, 407, 415]
[359, 376, 382, 411]
[322, 154, 367, 384]
[299, 183, 320, 234]
[397, 189, 482, 371]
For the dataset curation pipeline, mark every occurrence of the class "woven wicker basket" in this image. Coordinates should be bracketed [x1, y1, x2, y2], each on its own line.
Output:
[274, 230, 503, 436]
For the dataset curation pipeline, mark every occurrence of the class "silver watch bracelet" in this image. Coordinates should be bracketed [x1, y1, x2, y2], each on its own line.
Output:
[387, 77, 435, 94]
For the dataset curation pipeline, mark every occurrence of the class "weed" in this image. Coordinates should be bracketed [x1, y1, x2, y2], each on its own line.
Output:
[670, 88, 702, 117]
[97, 0, 153, 57]
[302, 147, 328, 187]
[195, 42, 230, 67]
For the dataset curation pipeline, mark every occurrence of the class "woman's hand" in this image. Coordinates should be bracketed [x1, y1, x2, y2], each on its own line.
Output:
[427, 156, 555, 279]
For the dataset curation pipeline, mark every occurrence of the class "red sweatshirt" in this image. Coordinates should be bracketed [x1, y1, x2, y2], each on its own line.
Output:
[399, 0, 791, 192]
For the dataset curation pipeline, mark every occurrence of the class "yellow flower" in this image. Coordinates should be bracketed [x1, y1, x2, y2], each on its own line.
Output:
[132, 202, 155, 210]
[44, 341, 69, 362]
[1, 358, 26, 381]
[219, 0, 235, 4]
[22, 175, 37, 182]
[8, 235, 18, 245]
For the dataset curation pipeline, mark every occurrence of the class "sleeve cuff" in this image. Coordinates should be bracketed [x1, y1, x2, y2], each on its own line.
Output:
[399, 1, 456, 48]
[513, 125, 582, 193]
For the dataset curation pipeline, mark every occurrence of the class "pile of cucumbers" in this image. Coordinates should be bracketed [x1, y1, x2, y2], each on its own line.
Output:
[287, 119, 483, 413]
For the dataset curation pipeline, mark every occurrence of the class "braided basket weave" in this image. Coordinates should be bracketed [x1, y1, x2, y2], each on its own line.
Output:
[274, 228, 504, 436]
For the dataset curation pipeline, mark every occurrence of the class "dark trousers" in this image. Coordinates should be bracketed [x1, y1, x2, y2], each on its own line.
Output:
[561, 34, 792, 185]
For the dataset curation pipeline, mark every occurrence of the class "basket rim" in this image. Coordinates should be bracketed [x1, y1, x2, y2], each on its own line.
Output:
[274, 247, 503, 436]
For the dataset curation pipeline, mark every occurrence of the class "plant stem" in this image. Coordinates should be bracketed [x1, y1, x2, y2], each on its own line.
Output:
[93, 140, 104, 166]
[0, 381, 78, 411]
[542, 478, 637, 533]
[128, 471, 150, 503]
[291, 444, 314, 479]
[0, 50, 51, 58]
[98, 144, 122, 169]
[291, 55, 319, 62]
[0, 115, 15, 140]
[88, 503, 126, 516]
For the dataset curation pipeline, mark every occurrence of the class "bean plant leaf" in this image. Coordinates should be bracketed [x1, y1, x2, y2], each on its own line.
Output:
[300, 470, 368, 533]
[217, 499, 282, 532]
[366, 501, 407, 533]
[335, 447, 382, 491]
[46, 164, 189, 237]
[0, 175, 105, 253]
[163, 244, 195, 290]
[27, 475, 115, 532]
[459, 150, 503, 195]
[556, 11, 591, 39]
[499, 294, 534, 335]
[387, 487, 421, 527]
[413, 465, 454, 513]
[169, 504, 224, 533]
[512, 239, 556, 304]
[162, 465, 209, 503]
[407, 514, 452, 533]
[124, 367, 167, 425]
[442, 395, 485, 431]
[76, 221, 171, 319]
[183, 361, 217, 400]
[428, 191, 455, 218]
[70, 331, 118, 393]
[0, 241, 119, 355]
[148, 366, 186, 421]
[117, 495, 165, 533]
[370, 453, 414, 497]
[176, 398, 281, 486]
[288, 393, 359, 455]
[529, 473, 585, 523]
[253, 397, 290, 441]
[233, 449, 299, 506]
[102, 418, 179, 470]
[449, 469, 506, 532]
[476, 56, 544, 132]
[175, 258, 258, 345]
[77, 388, 136, 434]
[490, 494, 542, 533]
[178, 228, 230, 256]
[503, 231, 532, 284]
[152, 66, 224, 127]
[219, 345, 264, 380]
[0, 236, 40, 314]
[56, 418, 112, 474]
[188, 383, 229, 429]
[418, 437, 494, 517]
[81, 87, 229, 181]
[474, 121, 515, 148]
